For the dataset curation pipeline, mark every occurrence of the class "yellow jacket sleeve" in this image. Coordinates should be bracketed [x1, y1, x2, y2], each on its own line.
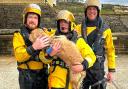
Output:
[39, 51, 53, 64]
[76, 38, 96, 68]
[13, 32, 32, 62]
[103, 29, 116, 72]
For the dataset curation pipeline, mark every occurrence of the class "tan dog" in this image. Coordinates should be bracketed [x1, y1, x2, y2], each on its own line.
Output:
[29, 28, 49, 43]
[29, 28, 86, 89]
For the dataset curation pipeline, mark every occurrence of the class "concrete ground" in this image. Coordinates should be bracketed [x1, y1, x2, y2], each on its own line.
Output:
[0, 55, 128, 89]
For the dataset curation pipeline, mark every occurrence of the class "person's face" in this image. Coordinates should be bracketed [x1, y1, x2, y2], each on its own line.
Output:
[59, 20, 69, 33]
[87, 6, 98, 21]
[26, 13, 38, 30]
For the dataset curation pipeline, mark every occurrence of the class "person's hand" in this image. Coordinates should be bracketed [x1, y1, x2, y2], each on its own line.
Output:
[71, 62, 83, 73]
[107, 72, 113, 83]
[32, 36, 50, 50]
[49, 41, 61, 56]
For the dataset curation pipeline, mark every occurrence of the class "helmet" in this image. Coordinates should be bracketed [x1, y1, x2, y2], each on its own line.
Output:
[57, 10, 75, 22]
[23, 4, 41, 26]
[84, 0, 101, 10]
[56, 10, 75, 31]
[23, 4, 41, 16]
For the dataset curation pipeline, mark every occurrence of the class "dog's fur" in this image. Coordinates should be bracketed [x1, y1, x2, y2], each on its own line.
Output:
[29, 28, 86, 89]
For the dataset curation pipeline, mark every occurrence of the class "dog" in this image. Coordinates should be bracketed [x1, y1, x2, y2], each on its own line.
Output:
[29, 28, 86, 89]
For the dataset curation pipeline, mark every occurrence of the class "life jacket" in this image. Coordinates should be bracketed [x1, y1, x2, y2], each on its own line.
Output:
[16, 25, 41, 68]
[81, 17, 109, 70]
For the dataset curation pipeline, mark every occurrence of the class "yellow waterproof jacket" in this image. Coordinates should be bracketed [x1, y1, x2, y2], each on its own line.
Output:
[47, 30, 96, 89]
[13, 31, 48, 70]
[75, 24, 116, 72]
[76, 37, 96, 68]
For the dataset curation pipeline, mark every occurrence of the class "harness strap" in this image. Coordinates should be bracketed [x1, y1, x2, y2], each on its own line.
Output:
[50, 59, 69, 69]
[65, 68, 70, 89]
[50, 59, 70, 89]
[81, 19, 87, 43]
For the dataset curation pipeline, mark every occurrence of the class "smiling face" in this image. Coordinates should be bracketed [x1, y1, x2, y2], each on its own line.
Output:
[26, 13, 39, 30]
[59, 19, 70, 33]
[86, 6, 98, 21]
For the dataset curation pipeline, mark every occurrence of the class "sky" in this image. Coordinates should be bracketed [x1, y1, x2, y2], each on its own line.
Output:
[101, 0, 128, 6]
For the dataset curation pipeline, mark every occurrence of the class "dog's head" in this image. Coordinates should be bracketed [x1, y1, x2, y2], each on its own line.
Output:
[29, 28, 48, 43]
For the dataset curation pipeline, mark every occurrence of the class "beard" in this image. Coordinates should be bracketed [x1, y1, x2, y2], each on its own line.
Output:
[27, 22, 38, 30]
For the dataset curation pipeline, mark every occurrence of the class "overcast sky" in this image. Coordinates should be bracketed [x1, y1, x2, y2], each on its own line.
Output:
[101, 0, 128, 6]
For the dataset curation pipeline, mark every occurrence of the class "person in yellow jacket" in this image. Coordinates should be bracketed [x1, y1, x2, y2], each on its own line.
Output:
[75, 0, 116, 89]
[45, 10, 96, 89]
[13, 4, 50, 89]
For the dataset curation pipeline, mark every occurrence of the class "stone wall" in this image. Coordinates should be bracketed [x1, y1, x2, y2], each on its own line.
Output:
[0, 3, 128, 32]
[102, 14, 128, 32]
[74, 14, 128, 32]
[0, 3, 56, 29]
[113, 33, 128, 54]
[0, 0, 43, 3]
[0, 35, 13, 55]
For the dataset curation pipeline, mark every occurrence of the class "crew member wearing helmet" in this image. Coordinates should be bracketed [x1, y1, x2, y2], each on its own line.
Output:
[46, 10, 96, 89]
[75, 0, 116, 89]
[13, 4, 49, 89]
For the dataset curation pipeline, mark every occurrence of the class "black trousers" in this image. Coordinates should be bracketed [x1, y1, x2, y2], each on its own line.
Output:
[18, 68, 48, 89]
[83, 69, 106, 89]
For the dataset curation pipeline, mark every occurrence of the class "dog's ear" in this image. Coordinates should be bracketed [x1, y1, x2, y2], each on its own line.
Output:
[38, 28, 48, 37]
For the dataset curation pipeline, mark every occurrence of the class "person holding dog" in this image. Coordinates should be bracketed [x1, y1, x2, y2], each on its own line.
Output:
[13, 4, 49, 89]
[46, 10, 96, 89]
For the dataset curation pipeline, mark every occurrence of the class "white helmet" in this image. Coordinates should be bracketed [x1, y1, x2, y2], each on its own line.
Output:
[84, 0, 102, 10]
